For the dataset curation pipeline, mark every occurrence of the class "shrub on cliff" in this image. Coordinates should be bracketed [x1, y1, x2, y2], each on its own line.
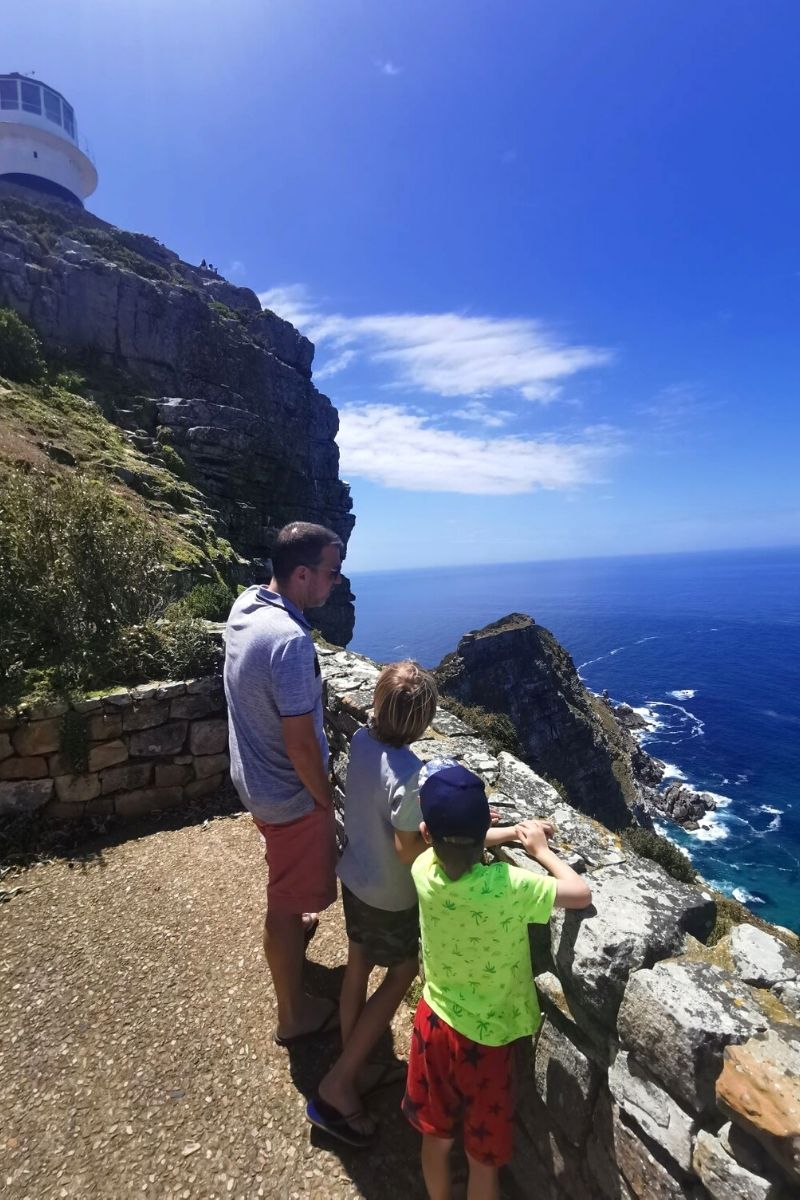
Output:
[0, 308, 46, 383]
[166, 582, 235, 623]
[442, 699, 521, 757]
[622, 826, 698, 885]
[0, 469, 169, 700]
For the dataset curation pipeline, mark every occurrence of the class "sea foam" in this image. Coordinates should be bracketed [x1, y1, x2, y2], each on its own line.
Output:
[668, 689, 696, 700]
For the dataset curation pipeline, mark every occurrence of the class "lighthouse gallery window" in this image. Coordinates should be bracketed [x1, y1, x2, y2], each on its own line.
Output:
[20, 81, 42, 114]
[43, 90, 62, 126]
[0, 80, 19, 110]
[62, 103, 75, 138]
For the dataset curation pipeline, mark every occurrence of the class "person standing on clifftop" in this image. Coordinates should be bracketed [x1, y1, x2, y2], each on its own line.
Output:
[224, 522, 343, 1045]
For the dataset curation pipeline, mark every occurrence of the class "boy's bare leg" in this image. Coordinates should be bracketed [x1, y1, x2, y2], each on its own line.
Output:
[338, 940, 373, 1045]
[465, 1154, 500, 1200]
[318, 952, 418, 1118]
[421, 1134, 454, 1200]
[265, 910, 334, 1040]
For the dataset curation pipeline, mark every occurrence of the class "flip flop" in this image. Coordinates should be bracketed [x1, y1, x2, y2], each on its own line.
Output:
[306, 1095, 376, 1148]
[273, 1002, 339, 1048]
[303, 917, 319, 947]
[359, 1060, 407, 1097]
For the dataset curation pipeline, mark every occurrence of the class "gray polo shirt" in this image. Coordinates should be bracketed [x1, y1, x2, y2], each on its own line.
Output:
[223, 585, 327, 824]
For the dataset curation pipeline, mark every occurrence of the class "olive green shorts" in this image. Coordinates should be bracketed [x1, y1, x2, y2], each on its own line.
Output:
[341, 883, 420, 967]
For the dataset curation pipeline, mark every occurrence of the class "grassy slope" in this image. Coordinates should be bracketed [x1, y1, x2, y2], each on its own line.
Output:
[0, 366, 236, 581]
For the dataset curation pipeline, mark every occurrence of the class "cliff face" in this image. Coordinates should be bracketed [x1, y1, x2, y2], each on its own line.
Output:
[435, 613, 655, 830]
[0, 186, 355, 643]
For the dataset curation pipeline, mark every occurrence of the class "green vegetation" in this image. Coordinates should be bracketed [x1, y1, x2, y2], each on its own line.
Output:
[441, 699, 521, 757]
[60, 710, 89, 775]
[166, 581, 236, 622]
[0, 470, 220, 705]
[0, 308, 46, 382]
[622, 826, 698, 885]
[76, 228, 172, 282]
[210, 299, 238, 321]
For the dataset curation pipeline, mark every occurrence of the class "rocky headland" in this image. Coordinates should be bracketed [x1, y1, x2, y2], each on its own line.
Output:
[0, 183, 355, 643]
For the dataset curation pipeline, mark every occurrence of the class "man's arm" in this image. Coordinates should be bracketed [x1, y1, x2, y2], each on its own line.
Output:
[281, 713, 332, 810]
[514, 819, 593, 910]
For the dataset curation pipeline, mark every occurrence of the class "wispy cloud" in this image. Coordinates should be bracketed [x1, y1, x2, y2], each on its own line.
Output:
[638, 383, 725, 436]
[376, 59, 402, 76]
[257, 285, 612, 403]
[450, 400, 515, 428]
[337, 404, 623, 494]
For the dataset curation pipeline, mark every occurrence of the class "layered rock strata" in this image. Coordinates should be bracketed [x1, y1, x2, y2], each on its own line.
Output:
[0, 186, 355, 643]
[435, 613, 653, 829]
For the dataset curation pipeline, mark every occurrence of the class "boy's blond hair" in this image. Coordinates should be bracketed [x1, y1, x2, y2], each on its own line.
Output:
[371, 661, 438, 748]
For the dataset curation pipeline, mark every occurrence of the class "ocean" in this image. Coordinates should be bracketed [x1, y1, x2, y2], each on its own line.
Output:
[348, 547, 800, 934]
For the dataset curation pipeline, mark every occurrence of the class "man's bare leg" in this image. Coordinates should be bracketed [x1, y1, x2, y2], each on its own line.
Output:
[421, 1134, 454, 1200]
[265, 909, 335, 1040]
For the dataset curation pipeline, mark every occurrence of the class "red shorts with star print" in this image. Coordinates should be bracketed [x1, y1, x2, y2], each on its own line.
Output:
[402, 996, 515, 1167]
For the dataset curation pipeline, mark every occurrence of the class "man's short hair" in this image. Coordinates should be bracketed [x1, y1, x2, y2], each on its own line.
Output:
[371, 661, 438, 748]
[270, 522, 344, 584]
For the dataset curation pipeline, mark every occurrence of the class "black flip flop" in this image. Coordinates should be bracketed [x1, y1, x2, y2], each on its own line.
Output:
[360, 1060, 407, 1097]
[306, 1095, 376, 1148]
[273, 1003, 339, 1048]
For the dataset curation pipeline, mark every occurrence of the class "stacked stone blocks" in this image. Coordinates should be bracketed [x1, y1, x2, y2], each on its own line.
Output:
[0, 678, 228, 821]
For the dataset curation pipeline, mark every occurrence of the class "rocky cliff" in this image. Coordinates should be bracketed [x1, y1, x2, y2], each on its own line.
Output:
[0, 184, 355, 642]
[436, 613, 664, 831]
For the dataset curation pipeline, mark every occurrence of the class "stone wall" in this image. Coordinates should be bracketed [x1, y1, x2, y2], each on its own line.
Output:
[320, 645, 800, 1200]
[3, 646, 798, 1198]
[0, 678, 228, 822]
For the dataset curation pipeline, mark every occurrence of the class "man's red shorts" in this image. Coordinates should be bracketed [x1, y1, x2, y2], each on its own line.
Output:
[402, 996, 515, 1167]
[253, 805, 337, 915]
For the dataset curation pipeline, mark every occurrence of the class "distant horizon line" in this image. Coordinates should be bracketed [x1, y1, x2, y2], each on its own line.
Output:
[346, 542, 800, 577]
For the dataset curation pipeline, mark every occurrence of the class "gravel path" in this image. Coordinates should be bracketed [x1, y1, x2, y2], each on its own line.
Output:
[0, 811, 436, 1200]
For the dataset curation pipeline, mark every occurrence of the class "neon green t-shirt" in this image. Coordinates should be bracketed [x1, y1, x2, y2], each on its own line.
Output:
[412, 846, 557, 1046]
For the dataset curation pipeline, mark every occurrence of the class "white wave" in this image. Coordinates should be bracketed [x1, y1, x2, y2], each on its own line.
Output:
[702, 791, 733, 809]
[759, 805, 783, 815]
[733, 887, 765, 906]
[631, 705, 663, 730]
[690, 814, 729, 842]
[766, 815, 782, 832]
[660, 761, 687, 781]
[763, 708, 800, 726]
[668, 689, 696, 700]
[577, 634, 660, 674]
[643, 701, 705, 742]
[734, 773, 749, 786]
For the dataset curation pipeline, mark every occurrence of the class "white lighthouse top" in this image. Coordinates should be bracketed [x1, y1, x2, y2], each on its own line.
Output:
[0, 74, 79, 142]
[0, 73, 97, 204]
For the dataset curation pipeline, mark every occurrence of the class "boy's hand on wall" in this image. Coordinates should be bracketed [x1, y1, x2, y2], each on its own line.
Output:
[513, 819, 555, 859]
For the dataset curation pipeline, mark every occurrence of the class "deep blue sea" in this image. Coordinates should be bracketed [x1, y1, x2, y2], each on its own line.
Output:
[349, 547, 800, 933]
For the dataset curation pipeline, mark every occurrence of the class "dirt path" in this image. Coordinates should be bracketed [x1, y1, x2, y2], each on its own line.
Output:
[0, 812, 433, 1200]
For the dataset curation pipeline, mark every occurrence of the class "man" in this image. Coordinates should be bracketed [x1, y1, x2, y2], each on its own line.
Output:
[224, 521, 343, 1045]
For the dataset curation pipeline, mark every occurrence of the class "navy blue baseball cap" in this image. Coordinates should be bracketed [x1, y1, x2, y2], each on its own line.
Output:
[419, 759, 490, 843]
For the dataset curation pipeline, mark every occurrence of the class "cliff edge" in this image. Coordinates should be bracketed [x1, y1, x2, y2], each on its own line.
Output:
[435, 613, 663, 831]
[0, 185, 355, 643]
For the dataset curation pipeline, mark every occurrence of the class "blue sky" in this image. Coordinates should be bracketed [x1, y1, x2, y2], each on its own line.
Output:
[7, 1, 800, 570]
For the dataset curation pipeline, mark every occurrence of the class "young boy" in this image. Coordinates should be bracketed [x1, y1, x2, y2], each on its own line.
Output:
[404, 760, 592, 1200]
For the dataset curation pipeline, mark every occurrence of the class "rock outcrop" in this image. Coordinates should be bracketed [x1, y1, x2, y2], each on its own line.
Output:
[0, 185, 355, 643]
[435, 613, 652, 829]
